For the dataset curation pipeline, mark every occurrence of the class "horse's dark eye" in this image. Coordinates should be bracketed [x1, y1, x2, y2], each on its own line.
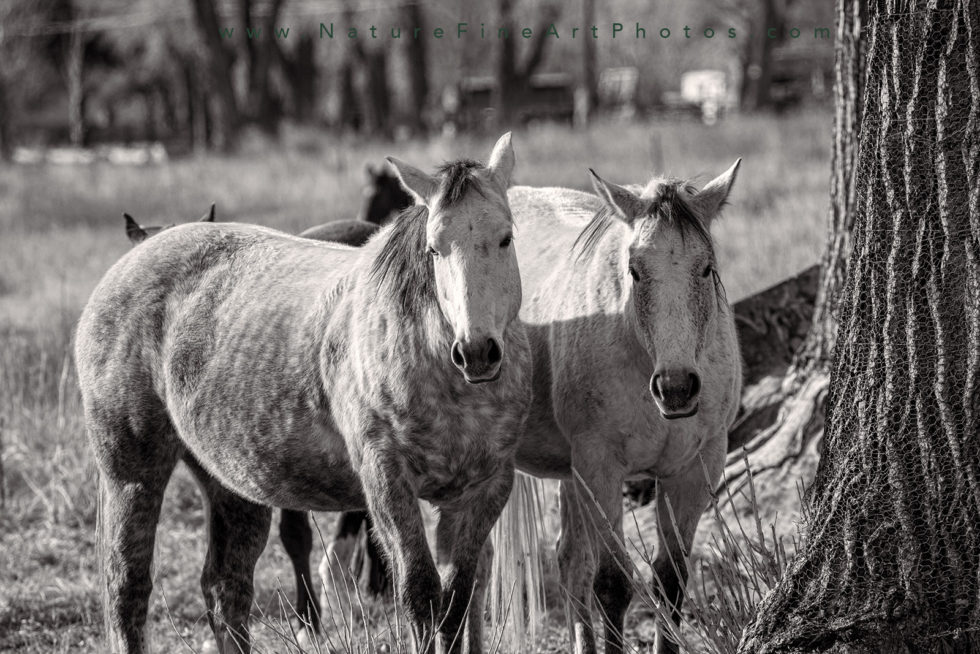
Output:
[702, 265, 714, 278]
[629, 265, 640, 282]
[500, 236, 512, 248]
[428, 246, 440, 257]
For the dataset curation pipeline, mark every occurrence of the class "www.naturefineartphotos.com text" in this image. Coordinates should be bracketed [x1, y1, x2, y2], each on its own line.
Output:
[217, 21, 832, 41]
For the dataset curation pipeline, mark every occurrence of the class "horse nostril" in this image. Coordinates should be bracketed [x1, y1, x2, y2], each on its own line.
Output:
[451, 342, 465, 368]
[651, 374, 665, 400]
[688, 373, 701, 400]
[487, 338, 502, 366]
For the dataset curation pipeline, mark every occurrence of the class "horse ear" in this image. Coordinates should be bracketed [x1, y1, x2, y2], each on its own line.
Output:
[487, 132, 515, 189]
[124, 213, 148, 243]
[386, 156, 436, 206]
[201, 203, 216, 222]
[692, 158, 740, 220]
[588, 169, 644, 224]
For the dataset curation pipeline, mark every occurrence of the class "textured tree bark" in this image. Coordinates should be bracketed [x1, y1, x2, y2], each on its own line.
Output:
[739, 0, 980, 651]
[797, 0, 866, 370]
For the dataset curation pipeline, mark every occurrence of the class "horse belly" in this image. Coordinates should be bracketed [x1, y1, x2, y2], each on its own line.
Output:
[174, 410, 365, 512]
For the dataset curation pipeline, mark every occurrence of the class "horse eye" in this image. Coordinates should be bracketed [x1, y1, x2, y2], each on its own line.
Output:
[500, 235, 512, 248]
[428, 246, 440, 257]
[628, 265, 640, 282]
[702, 265, 714, 278]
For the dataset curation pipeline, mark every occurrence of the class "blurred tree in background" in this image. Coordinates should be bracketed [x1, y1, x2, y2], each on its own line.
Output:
[0, 0, 833, 154]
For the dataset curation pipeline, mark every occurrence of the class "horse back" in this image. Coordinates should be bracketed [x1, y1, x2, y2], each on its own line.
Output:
[75, 222, 366, 506]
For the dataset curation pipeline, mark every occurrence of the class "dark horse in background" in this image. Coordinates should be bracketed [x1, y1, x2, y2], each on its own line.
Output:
[120, 162, 410, 634]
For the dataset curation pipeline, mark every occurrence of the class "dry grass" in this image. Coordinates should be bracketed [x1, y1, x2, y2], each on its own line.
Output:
[0, 108, 830, 653]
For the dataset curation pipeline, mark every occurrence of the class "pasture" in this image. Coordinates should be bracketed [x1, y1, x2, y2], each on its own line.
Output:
[0, 109, 830, 653]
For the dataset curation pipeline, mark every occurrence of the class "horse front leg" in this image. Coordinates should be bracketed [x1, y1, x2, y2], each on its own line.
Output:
[360, 452, 441, 653]
[652, 442, 725, 654]
[435, 468, 514, 654]
[559, 452, 631, 654]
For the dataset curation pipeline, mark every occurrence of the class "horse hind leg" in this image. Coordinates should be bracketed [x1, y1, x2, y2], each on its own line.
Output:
[185, 457, 272, 654]
[278, 509, 320, 632]
[90, 413, 181, 653]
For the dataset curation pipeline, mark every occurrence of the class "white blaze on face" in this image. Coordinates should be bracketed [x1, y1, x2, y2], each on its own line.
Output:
[429, 193, 521, 349]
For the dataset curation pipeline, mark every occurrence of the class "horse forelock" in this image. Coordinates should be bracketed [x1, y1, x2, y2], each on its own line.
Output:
[435, 158, 489, 207]
[572, 179, 713, 262]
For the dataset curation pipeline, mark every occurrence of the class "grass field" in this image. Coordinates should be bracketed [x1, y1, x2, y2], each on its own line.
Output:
[0, 108, 831, 653]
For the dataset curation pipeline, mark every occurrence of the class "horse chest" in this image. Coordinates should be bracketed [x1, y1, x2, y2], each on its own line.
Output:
[334, 373, 524, 498]
[388, 397, 519, 502]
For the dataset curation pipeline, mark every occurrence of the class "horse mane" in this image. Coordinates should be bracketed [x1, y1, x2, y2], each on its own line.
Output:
[572, 179, 713, 261]
[369, 158, 493, 317]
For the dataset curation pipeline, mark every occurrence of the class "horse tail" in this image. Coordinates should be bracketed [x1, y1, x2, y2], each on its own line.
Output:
[489, 471, 548, 653]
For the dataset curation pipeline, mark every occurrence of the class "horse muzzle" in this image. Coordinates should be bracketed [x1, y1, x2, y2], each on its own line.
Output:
[650, 368, 701, 420]
[451, 337, 503, 384]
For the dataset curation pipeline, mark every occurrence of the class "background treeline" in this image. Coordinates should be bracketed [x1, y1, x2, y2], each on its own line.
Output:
[0, 0, 833, 156]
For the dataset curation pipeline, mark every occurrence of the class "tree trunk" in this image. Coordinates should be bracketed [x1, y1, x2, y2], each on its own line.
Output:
[798, 0, 866, 370]
[190, 0, 241, 151]
[403, 2, 429, 132]
[741, 0, 785, 111]
[66, 27, 86, 146]
[581, 0, 597, 120]
[337, 4, 363, 132]
[363, 50, 391, 136]
[245, 0, 284, 133]
[494, 0, 561, 125]
[271, 26, 317, 125]
[0, 76, 11, 161]
[494, 0, 520, 123]
[183, 60, 208, 154]
[290, 35, 317, 124]
[739, 0, 980, 652]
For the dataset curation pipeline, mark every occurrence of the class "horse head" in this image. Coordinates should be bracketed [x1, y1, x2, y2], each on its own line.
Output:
[586, 160, 740, 418]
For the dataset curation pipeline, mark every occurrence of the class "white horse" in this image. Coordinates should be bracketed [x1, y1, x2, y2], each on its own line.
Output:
[506, 161, 743, 654]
